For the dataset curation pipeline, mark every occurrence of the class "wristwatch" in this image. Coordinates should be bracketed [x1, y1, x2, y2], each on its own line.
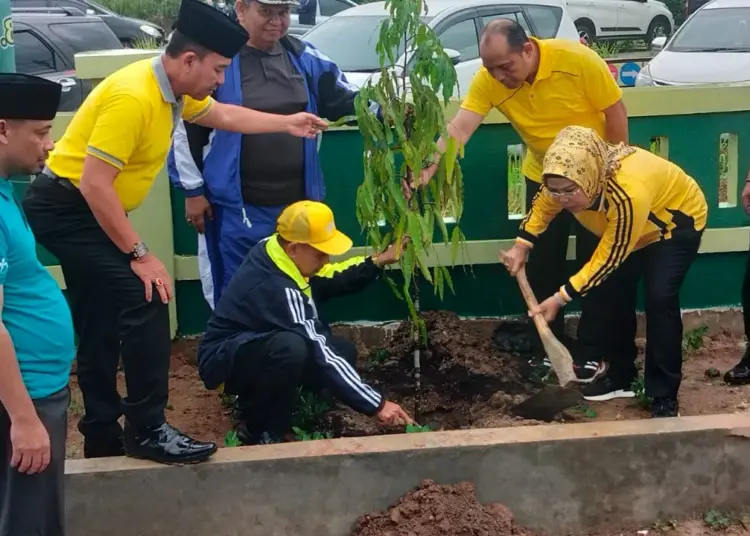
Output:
[130, 241, 149, 261]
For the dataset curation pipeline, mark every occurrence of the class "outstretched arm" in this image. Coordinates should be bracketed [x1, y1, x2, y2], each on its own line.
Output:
[192, 101, 327, 137]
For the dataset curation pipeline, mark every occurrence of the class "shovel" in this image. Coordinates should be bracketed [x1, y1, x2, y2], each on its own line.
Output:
[499, 251, 597, 421]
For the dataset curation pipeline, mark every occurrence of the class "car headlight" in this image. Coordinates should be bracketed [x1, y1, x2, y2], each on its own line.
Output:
[140, 24, 162, 38]
[635, 64, 655, 87]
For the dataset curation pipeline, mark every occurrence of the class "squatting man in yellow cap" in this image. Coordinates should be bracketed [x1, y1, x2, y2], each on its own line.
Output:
[198, 200, 413, 444]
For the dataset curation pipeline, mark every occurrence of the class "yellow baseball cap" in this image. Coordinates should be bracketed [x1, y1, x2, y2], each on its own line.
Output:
[277, 201, 353, 256]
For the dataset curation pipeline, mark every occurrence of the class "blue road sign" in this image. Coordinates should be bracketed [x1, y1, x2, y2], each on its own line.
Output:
[619, 62, 641, 87]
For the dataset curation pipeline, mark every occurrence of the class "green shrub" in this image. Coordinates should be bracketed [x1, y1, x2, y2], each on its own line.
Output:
[98, 0, 181, 30]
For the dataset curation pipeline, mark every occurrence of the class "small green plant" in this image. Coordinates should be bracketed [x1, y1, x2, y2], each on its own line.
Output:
[291, 389, 331, 431]
[165, 402, 174, 411]
[683, 324, 709, 354]
[130, 36, 160, 49]
[224, 430, 241, 447]
[571, 403, 598, 419]
[631, 374, 652, 410]
[367, 348, 390, 369]
[405, 423, 432, 433]
[704, 509, 733, 530]
[292, 427, 334, 441]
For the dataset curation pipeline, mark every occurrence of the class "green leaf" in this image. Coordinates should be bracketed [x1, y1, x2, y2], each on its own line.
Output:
[441, 265, 455, 295]
[383, 274, 404, 301]
[450, 226, 461, 264]
[327, 115, 357, 128]
[444, 135, 457, 185]
[386, 179, 408, 216]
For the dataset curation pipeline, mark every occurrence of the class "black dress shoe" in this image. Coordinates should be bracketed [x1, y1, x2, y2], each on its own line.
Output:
[651, 397, 680, 418]
[123, 422, 217, 465]
[83, 438, 125, 459]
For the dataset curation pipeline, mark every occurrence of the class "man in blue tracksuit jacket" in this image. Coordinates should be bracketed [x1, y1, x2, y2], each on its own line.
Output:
[198, 200, 412, 444]
[167, 0, 378, 309]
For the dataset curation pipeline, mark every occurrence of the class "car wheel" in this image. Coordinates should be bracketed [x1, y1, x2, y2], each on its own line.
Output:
[576, 19, 596, 45]
[646, 16, 671, 45]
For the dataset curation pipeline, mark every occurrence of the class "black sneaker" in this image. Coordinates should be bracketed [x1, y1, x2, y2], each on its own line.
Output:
[523, 356, 553, 383]
[574, 360, 607, 383]
[581, 375, 635, 401]
[651, 397, 679, 418]
[724, 353, 750, 385]
[524, 357, 606, 383]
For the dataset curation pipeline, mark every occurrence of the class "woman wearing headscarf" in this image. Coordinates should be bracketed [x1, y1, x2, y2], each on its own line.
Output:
[503, 126, 708, 418]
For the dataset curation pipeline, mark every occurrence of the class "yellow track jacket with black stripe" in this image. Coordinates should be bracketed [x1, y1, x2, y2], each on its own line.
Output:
[517, 147, 708, 301]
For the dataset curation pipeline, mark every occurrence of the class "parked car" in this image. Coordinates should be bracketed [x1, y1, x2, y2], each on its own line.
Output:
[301, 0, 580, 98]
[288, 0, 357, 36]
[12, 8, 125, 111]
[11, 0, 166, 46]
[635, 0, 750, 85]
[567, 0, 673, 45]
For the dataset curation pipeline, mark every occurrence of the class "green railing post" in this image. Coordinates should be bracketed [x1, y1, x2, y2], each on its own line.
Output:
[0, 0, 14, 74]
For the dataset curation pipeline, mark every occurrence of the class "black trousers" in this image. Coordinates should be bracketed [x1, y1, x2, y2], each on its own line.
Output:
[225, 331, 357, 438]
[576, 231, 703, 398]
[742, 241, 750, 342]
[524, 178, 599, 354]
[22, 174, 170, 442]
[0, 386, 69, 536]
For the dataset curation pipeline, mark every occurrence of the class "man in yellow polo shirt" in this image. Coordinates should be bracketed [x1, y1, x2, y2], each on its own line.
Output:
[417, 19, 628, 381]
[22, 0, 327, 465]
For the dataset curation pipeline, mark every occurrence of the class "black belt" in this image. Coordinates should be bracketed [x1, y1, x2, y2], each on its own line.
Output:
[40, 166, 77, 191]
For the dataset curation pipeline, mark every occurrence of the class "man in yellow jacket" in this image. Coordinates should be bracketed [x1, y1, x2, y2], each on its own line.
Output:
[415, 18, 628, 380]
[504, 126, 707, 418]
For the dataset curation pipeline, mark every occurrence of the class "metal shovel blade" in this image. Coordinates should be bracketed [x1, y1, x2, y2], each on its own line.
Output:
[509, 385, 583, 422]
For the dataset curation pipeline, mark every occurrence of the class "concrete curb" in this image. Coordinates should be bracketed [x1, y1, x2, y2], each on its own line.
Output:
[66, 413, 750, 535]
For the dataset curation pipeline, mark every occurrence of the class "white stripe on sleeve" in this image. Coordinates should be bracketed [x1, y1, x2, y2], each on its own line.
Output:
[284, 288, 381, 407]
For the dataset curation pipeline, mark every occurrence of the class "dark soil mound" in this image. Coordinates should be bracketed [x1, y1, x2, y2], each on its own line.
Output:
[324, 312, 540, 436]
[352, 479, 535, 536]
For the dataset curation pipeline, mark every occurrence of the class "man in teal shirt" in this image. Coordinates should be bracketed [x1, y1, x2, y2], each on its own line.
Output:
[0, 74, 74, 536]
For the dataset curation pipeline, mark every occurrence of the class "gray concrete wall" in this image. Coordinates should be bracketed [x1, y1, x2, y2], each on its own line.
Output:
[65, 414, 750, 536]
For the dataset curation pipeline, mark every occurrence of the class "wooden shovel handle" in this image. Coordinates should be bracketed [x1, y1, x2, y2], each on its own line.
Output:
[514, 265, 553, 336]
[499, 250, 577, 385]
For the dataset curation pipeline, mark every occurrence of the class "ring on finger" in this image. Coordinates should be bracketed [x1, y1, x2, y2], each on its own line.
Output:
[155, 278, 164, 287]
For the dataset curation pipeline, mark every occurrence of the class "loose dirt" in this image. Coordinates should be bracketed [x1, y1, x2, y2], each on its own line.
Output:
[351, 479, 750, 536]
[352, 479, 535, 536]
[64, 311, 750, 458]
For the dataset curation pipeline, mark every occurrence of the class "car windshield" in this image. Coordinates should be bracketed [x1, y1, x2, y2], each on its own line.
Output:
[668, 7, 750, 52]
[304, 15, 432, 71]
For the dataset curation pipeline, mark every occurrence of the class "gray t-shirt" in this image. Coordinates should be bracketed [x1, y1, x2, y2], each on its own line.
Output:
[239, 42, 309, 207]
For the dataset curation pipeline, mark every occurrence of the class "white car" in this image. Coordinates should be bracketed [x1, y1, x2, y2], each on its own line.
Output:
[567, 0, 673, 44]
[636, 0, 750, 85]
[302, 0, 580, 98]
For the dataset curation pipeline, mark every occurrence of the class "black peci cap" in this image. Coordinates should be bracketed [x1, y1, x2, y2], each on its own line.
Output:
[0, 73, 61, 121]
[173, 0, 249, 59]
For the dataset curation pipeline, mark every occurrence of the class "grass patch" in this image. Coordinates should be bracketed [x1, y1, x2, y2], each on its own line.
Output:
[704, 509, 734, 530]
[683, 324, 709, 355]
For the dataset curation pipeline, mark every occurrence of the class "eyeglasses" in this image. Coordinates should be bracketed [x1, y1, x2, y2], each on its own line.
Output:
[546, 186, 580, 198]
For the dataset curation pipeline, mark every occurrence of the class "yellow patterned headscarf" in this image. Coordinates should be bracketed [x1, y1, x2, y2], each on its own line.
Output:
[542, 126, 636, 206]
